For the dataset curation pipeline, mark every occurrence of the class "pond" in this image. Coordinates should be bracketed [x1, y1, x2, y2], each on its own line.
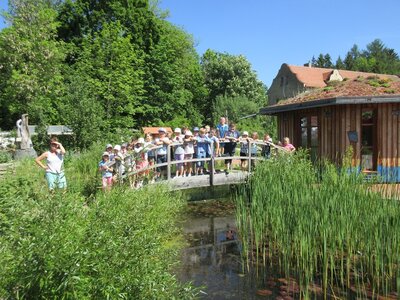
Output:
[177, 188, 298, 299]
[176, 187, 396, 300]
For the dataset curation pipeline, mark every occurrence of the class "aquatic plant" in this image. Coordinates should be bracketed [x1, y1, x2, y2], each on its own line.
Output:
[235, 151, 400, 298]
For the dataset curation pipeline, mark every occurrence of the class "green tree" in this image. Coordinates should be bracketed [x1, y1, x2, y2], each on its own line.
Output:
[201, 49, 267, 124]
[73, 21, 145, 130]
[57, 0, 160, 52]
[344, 44, 360, 70]
[57, 0, 207, 129]
[0, 0, 66, 129]
[315, 54, 326, 68]
[141, 21, 207, 127]
[61, 74, 106, 149]
[362, 39, 400, 74]
[335, 56, 345, 69]
[323, 54, 334, 68]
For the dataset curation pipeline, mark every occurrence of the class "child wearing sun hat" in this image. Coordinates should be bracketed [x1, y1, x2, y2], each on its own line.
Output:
[99, 152, 113, 191]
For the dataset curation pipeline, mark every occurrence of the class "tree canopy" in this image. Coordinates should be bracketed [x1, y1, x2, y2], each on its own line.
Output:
[311, 39, 400, 74]
[0, 0, 270, 149]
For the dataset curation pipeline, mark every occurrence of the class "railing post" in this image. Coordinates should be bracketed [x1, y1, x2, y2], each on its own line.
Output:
[167, 144, 171, 180]
[210, 142, 215, 186]
[248, 140, 252, 173]
[116, 159, 122, 184]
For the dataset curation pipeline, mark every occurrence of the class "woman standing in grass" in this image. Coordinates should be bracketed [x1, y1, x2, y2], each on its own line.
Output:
[35, 137, 67, 191]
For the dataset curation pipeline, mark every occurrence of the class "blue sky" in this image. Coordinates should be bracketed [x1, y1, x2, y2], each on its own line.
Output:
[1, 1, 399, 87]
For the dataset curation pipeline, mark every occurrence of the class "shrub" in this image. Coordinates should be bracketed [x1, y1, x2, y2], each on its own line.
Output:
[384, 88, 396, 94]
[0, 149, 197, 299]
[0, 150, 12, 163]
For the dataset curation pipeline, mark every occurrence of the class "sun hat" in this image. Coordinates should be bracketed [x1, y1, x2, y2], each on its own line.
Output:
[121, 143, 128, 148]
[106, 143, 112, 149]
[185, 130, 193, 136]
[114, 145, 121, 151]
[137, 137, 145, 144]
[158, 127, 166, 133]
[102, 152, 109, 157]
[174, 128, 181, 133]
[242, 131, 249, 136]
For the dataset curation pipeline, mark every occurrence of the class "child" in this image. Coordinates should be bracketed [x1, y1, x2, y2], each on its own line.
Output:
[224, 123, 240, 173]
[250, 132, 259, 168]
[261, 134, 273, 159]
[154, 128, 171, 179]
[239, 131, 251, 171]
[99, 152, 113, 191]
[183, 130, 195, 177]
[172, 128, 185, 177]
[195, 128, 212, 175]
[283, 137, 296, 152]
[216, 117, 228, 156]
[133, 138, 149, 188]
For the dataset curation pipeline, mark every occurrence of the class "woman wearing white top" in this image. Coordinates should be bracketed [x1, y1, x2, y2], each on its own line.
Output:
[35, 137, 67, 191]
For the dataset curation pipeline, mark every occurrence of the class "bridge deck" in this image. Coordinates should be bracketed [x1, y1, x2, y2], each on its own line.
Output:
[165, 171, 249, 190]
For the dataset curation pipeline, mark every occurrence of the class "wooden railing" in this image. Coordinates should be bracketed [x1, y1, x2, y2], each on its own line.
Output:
[107, 140, 284, 188]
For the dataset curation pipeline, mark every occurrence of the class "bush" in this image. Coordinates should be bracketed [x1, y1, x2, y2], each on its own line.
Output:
[0, 148, 197, 299]
[0, 150, 12, 163]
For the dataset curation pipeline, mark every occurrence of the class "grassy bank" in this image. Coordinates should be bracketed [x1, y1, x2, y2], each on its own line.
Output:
[235, 152, 400, 298]
[0, 147, 197, 299]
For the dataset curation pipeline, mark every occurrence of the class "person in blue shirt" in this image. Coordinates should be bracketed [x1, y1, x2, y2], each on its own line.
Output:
[216, 117, 228, 156]
[98, 152, 113, 191]
[195, 128, 212, 175]
[224, 123, 240, 173]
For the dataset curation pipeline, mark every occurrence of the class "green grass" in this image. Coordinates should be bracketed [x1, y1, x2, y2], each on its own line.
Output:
[0, 145, 198, 299]
[235, 151, 400, 298]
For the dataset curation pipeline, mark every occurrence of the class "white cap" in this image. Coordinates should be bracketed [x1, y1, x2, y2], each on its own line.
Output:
[158, 127, 166, 133]
[185, 130, 193, 136]
[102, 152, 109, 157]
[137, 137, 145, 144]
[114, 145, 121, 151]
[242, 131, 249, 136]
[174, 128, 181, 133]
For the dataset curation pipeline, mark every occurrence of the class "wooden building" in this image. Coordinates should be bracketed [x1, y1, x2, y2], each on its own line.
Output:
[262, 64, 400, 182]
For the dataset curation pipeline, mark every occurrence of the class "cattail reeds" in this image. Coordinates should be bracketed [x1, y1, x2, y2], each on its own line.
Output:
[235, 150, 400, 298]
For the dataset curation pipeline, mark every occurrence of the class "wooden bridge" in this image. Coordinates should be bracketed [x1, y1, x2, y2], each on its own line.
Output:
[109, 140, 281, 190]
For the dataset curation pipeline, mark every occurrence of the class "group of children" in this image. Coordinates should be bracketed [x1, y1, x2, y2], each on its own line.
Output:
[98, 117, 296, 190]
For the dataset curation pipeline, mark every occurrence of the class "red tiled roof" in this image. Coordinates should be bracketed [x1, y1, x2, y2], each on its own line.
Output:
[287, 65, 398, 88]
[142, 127, 173, 135]
[273, 77, 400, 107]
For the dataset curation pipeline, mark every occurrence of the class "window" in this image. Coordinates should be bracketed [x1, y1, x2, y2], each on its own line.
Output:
[361, 109, 376, 170]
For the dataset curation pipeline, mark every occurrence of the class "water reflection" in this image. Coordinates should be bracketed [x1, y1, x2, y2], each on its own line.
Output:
[178, 200, 273, 299]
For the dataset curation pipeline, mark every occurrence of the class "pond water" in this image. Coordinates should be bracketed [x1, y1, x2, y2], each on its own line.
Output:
[177, 188, 291, 300]
[176, 188, 388, 299]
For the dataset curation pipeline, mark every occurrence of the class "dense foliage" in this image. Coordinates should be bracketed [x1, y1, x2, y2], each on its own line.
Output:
[310, 39, 400, 74]
[0, 0, 269, 148]
[0, 147, 197, 299]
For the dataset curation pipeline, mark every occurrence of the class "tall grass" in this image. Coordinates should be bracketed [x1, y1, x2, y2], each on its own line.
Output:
[0, 146, 197, 299]
[235, 151, 400, 298]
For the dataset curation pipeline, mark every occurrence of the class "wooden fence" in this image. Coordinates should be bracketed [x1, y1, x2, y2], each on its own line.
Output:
[107, 140, 284, 190]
